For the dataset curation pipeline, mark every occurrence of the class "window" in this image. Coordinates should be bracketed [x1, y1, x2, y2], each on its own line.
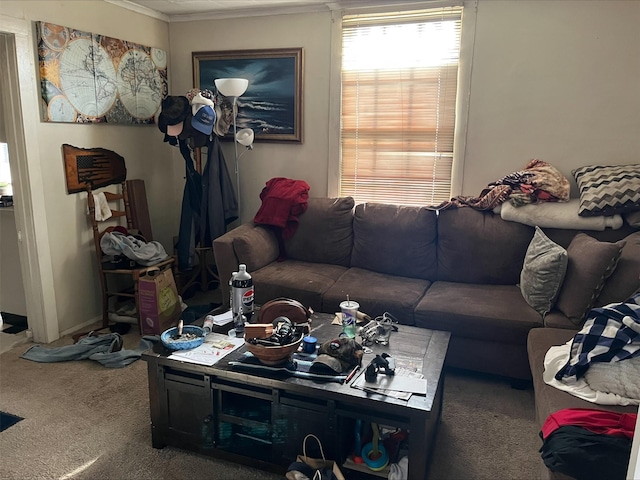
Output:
[340, 7, 463, 206]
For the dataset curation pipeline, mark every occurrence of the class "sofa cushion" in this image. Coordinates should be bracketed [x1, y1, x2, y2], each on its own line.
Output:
[437, 208, 534, 284]
[596, 231, 640, 307]
[322, 267, 431, 324]
[572, 164, 640, 216]
[252, 260, 348, 313]
[350, 203, 437, 280]
[233, 225, 280, 272]
[520, 227, 568, 316]
[555, 234, 625, 325]
[284, 197, 354, 267]
[414, 282, 543, 344]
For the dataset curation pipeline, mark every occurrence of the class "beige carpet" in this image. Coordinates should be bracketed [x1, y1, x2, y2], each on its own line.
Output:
[0, 325, 544, 480]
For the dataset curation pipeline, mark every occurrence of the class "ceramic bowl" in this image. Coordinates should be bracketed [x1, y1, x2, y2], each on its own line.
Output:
[161, 325, 206, 351]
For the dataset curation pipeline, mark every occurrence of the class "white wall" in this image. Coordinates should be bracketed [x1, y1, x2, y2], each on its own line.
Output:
[464, 0, 640, 196]
[0, 209, 27, 316]
[0, 1, 172, 335]
[0, 0, 639, 337]
[168, 11, 332, 223]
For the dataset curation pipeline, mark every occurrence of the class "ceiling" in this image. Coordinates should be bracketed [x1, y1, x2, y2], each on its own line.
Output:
[105, 0, 426, 21]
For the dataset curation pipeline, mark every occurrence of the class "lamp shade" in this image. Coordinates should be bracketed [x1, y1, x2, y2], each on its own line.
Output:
[214, 78, 249, 97]
[236, 128, 255, 147]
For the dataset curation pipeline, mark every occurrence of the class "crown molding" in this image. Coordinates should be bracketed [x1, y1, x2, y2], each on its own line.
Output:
[104, 0, 461, 23]
[103, 0, 170, 22]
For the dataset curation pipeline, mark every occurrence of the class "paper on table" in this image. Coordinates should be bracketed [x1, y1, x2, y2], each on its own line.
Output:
[169, 332, 244, 366]
[351, 367, 426, 400]
[211, 310, 233, 326]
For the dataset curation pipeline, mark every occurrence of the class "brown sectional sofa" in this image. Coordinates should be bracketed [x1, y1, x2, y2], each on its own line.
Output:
[527, 327, 638, 480]
[213, 196, 639, 380]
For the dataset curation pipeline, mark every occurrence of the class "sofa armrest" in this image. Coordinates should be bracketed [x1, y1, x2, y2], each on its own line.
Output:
[543, 310, 580, 330]
[213, 223, 279, 308]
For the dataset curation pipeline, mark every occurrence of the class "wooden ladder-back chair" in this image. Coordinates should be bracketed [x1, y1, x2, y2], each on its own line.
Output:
[63, 144, 176, 332]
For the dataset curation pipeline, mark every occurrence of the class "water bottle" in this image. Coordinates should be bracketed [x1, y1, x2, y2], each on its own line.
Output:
[231, 264, 254, 337]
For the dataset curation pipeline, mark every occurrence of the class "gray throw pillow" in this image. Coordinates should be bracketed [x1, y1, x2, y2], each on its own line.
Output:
[520, 227, 568, 316]
[555, 233, 625, 325]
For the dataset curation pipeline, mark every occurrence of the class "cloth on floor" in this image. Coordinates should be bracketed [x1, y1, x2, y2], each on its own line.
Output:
[555, 292, 640, 381]
[21, 333, 159, 368]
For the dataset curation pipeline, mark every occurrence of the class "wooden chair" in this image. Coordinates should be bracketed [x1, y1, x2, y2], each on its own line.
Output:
[63, 144, 176, 332]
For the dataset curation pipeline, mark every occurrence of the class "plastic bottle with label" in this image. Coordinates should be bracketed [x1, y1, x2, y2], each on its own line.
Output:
[231, 264, 254, 337]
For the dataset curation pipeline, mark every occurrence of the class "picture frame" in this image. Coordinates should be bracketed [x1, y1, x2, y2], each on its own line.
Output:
[193, 47, 303, 143]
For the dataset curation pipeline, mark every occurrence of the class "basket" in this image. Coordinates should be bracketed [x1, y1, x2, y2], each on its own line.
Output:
[244, 334, 303, 366]
[161, 325, 206, 351]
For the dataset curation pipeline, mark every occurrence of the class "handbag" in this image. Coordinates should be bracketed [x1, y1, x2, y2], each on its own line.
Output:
[286, 434, 346, 480]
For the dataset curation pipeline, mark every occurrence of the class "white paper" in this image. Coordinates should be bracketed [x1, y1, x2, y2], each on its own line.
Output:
[351, 367, 426, 400]
[169, 332, 244, 366]
[211, 310, 233, 326]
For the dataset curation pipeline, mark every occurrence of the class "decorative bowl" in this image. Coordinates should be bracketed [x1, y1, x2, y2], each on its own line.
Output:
[161, 325, 206, 351]
[244, 334, 303, 366]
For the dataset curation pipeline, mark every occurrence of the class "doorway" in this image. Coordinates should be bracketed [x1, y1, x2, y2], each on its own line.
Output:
[0, 17, 59, 344]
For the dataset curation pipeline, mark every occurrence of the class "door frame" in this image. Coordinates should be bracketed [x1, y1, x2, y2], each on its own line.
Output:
[1, 15, 58, 343]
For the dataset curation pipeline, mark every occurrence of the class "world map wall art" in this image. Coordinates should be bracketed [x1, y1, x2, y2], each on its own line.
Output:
[36, 21, 168, 124]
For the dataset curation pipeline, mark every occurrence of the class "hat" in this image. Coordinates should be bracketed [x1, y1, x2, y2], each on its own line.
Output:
[191, 92, 214, 116]
[178, 115, 209, 147]
[191, 104, 215, 135]
[310, 354, 346, 374]
[310, 337, 364, 374]
[158, 96, 190, 136]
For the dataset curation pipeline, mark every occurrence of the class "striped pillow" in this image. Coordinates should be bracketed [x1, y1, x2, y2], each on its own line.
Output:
[572, 164, 640, 217]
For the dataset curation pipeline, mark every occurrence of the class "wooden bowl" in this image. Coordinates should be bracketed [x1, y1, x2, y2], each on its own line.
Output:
[244, 334, 303, 366]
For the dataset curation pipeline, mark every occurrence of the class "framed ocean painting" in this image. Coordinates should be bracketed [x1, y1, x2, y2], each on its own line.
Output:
[193, 48, 303, 143]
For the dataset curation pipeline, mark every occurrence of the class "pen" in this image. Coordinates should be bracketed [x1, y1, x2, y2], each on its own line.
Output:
[345, 365, 360, 384]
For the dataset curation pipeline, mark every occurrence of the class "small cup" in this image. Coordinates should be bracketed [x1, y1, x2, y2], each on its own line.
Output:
[302, 336, 317, 354]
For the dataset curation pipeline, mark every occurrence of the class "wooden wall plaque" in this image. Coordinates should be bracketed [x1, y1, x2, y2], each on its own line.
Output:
[62, 144, 126, 194]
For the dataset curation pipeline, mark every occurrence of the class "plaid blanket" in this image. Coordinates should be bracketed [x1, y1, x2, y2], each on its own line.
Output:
[555, 292, 640, 381]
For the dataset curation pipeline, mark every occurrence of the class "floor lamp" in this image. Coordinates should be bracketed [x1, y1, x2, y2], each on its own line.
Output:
[214, 78, 254, 213]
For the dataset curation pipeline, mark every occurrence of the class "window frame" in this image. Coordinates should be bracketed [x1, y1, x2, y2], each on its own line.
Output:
[327, 1, 476, 203]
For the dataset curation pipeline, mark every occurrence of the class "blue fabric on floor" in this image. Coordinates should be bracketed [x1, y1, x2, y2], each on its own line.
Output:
[21, 333, 160, 368]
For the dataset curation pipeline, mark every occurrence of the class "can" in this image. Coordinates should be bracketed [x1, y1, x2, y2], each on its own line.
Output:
[203, 315, 214, 334]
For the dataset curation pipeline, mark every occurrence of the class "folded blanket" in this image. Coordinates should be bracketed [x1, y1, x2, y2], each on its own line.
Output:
[499, 199, 623, 230]
[584, 354, 640, 399]
[543, 340, 639, 406]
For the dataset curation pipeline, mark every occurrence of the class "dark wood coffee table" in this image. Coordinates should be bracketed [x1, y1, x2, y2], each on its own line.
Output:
[142, 313, 450, 479]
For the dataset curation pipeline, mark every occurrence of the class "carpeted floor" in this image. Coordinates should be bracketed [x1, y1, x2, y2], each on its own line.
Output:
[0, 323, 544, 480]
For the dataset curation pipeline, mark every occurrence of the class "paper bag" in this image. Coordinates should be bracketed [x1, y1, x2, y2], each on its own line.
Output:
[138, 267, 180, 335]
[289, 434, 346, 480]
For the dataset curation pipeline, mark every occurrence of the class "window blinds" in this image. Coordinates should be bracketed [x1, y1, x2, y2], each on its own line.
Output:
[340, 7, 463, 206]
